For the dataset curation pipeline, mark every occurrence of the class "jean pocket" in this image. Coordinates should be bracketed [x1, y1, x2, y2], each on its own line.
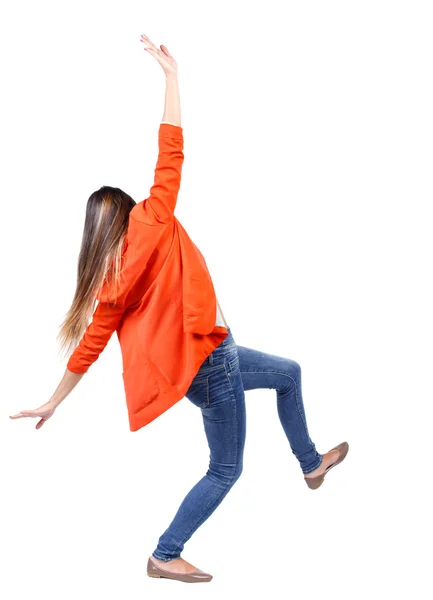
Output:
[226, 354, 240, 376]
[185, 375, 209, 409]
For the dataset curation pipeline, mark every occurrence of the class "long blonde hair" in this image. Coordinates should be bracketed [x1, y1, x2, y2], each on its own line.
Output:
[57, 186, 136, 360]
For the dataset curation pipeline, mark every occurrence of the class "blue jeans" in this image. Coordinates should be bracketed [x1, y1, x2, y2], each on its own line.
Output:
[152, 326, 323, 561]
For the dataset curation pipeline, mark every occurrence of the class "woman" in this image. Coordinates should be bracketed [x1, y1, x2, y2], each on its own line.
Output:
[10, 34, 349, 584]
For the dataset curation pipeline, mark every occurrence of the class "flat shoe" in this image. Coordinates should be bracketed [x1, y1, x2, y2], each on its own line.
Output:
[304, 441, 349, 490]
[147, 556, 213, 583]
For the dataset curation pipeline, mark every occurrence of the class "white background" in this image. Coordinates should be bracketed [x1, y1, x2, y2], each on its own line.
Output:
[1, 1, 432, 598]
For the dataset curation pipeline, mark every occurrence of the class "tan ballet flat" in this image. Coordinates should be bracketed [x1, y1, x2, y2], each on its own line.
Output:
[304, 441, 349, 490]
[147, 556, 213, 583]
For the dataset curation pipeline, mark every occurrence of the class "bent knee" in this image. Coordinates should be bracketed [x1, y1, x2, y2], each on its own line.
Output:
[288, 359, 301, 375]
[284, 359, 301, 384]
[276, 359, 301, 394]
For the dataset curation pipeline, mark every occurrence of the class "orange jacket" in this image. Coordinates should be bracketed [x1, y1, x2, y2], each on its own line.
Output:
[66, 123, 229, 431]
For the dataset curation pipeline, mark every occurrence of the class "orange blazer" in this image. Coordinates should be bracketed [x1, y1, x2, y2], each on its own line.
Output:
[67, 123, 229, 431]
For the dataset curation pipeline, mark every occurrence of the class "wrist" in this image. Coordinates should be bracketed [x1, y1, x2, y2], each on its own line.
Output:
[165, 71, 178, 81]
[49, 396, 61, 410]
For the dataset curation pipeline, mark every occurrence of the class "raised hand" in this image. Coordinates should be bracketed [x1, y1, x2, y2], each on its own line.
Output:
[140, 34, 178, 77]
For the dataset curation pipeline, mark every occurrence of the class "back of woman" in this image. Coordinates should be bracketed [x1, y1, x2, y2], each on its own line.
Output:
[10, 33, 349, 585]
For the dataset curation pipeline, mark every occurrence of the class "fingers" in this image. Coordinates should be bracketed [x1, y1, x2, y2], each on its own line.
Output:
[10, 411, 50, 428]
[140, 33, 159, 54]
[10, 410, 38, 419]
[160, 44, 172, 57]
[140, 35, 172, 60]
[141, 43, 157, 56]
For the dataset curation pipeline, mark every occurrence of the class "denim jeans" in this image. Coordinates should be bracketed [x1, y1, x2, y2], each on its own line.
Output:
[152, 326, 323, 561]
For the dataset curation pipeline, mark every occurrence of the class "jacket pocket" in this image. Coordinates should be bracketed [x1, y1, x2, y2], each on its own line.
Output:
[122, 356, 160, 415]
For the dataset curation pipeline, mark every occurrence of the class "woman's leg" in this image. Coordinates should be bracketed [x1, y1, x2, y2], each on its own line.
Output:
[151, 329, 246, 563]
[236, 345, 323, 475]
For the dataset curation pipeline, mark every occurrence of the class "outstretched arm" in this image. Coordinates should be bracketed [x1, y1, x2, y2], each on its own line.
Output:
[9, 301, 125, 429]
[9, 369, 84, 429]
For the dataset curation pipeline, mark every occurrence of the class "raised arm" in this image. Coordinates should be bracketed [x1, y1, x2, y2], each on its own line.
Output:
[132, 35, 184, 224]
[137, 119, 184, 224]
[141, 34, 180, 125]
[67, 41, 183, 368]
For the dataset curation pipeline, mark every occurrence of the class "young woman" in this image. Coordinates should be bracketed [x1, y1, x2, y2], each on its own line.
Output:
[10, 34, 349, 584]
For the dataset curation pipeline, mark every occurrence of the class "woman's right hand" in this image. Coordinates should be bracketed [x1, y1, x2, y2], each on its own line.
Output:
[140, 34, 178, 77]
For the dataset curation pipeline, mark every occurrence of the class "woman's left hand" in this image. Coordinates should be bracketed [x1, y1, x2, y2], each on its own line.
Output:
[10, 400, 56, 430]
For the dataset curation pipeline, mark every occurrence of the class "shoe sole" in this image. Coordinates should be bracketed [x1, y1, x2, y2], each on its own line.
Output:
[147, 557, 213, 582]
[147, 573, 211, 582]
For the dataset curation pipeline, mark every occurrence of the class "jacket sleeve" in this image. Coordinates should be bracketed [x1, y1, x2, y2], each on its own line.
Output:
[131, 122, 184, 225]
[66, 302, 126, 374]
